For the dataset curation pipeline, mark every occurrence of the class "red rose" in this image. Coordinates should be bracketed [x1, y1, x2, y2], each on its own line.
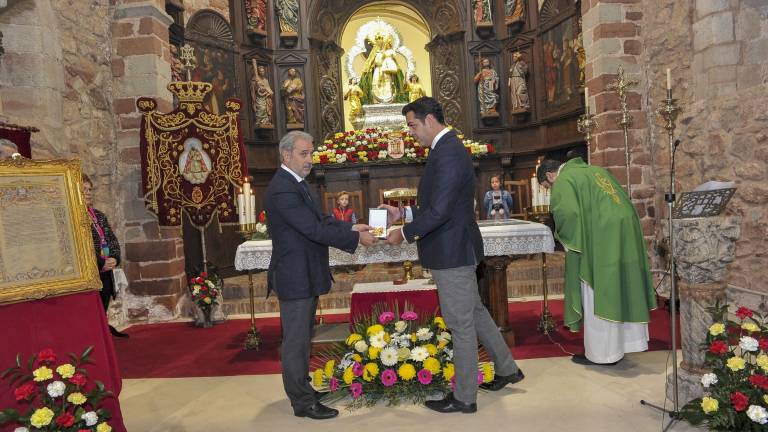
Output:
[200, 272, 208, 279]
[55, 412, 76, 427]
[70, 373, 87, 386]
[201, 286, 208, 291]
[730, 391, 749, 412]
[736, 306, 753, 320]
[319, 154, 329, 163]
[487, 144, 496, 153]
[37, 348, 56, 364]
[258, 211, 267, 223]
[14, 382, 36, 401]
[196, 277, 204, 284]
[759, 338, 768, 352]
[749, 374, 768, 390]
[709, 340, 728, 354]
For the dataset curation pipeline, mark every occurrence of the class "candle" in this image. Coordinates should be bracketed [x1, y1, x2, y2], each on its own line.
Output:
[242, 177, 252, 224]
[249, 195, 256, 225]
[237, 189, 246, 225]
[584, 87, 589, 113]
[666, 68, 671, 90]
[531, 173, 539, 207]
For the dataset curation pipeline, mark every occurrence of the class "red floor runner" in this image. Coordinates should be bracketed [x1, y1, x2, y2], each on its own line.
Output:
[114, 299, 679, 379]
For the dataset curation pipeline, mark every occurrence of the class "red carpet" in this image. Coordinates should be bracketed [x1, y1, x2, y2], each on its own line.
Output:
[114, 299, 679, 379]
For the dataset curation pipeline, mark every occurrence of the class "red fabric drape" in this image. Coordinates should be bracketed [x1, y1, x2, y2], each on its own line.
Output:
[0, 128, 31, 158]
[0, 292, 125, 432]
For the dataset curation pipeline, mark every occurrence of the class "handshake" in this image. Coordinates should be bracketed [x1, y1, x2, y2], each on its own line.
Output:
[352, 204, 407, 247]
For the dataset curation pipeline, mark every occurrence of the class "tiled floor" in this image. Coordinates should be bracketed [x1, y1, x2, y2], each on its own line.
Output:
[120, 350, 704, 432]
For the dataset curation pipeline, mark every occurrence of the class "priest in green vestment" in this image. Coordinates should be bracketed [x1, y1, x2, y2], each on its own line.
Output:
[537, 157, 657, 365]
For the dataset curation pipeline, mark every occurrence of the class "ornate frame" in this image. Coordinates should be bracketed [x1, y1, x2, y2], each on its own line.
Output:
[0, 158, 101, 305]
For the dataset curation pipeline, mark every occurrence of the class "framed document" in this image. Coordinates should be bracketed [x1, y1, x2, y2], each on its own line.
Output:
[0, 158, 101, 305]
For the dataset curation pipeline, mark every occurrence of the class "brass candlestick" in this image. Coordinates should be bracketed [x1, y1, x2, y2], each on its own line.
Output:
[607, 66, 638, 197]
[238, 224, 261, 351]
[576, 112, 597, 164]
[527, 208, 555, 334]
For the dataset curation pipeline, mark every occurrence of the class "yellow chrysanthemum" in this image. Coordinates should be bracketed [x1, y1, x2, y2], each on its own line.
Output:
[343, 366, 354, 384]
[727, 356, 746, 371]
[708, 323, 725, 336]
[368, 347, 380, 359]
[312, 368, 324, 388]
[366, 324, 384, 336]
[324, 360, 335, 378]
[742, 322, 760, 333]
[763, 394, 768, 405]
[32, 366, 53, 382]
[345, 333, 362, 346]
[757, 354, 768, 371]
[352, 354, 362, 363]
[96, 423, 113, 432]
[67, 392, 87, 405]
[363, 363, 379, 382]
[203, 297, 212, 304]
[438, 340, 448, 349]
[397, 347, 411, 361]
[384, 332, 391, 343]
[398, 363, 416, 381]
[481, 363, 495, 383]
[425, 344, 437, 356]
[443, 363, 455, 382]
[433, 317, 446, 330]
[423, 357, 441, 374]
[30, 407, 54, 428]
[701, 397, 719, 414]
[411, 333, 417, 342]
[56, 363, 76, 379]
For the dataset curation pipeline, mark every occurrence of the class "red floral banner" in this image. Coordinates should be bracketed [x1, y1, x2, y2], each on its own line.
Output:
[137, 82, 247, 229]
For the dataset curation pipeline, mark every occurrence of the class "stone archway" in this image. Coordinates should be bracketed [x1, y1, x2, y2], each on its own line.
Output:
[307, 0, 468, 137]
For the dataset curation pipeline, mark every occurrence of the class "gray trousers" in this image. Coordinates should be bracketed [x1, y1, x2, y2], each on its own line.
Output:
[279, 296, 318, 413]
[432, 265, 519, 404]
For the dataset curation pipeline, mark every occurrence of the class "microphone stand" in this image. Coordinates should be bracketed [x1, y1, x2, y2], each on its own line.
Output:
[640, 87, 681, 431]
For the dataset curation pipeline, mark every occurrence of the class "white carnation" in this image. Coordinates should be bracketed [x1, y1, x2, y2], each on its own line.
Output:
[410, 346, 429, 362]
[369, 331, 387, 349]
[82, 411, 99, 427]
[747, 405, 768, 424]
[416, 328, 434, 341]
[444, 348, 454, 361]
[14, 428, 30, 432]
[701, 373, 718, 388]
[740, 336, 759, 352]
[256, 223, 267, 234]
[46, 380, 66, 398]
[394, 321, 407, 333]
[380, 347, 399, 366]
[354, 340, 368, 353]
[437, 332, 452, 343]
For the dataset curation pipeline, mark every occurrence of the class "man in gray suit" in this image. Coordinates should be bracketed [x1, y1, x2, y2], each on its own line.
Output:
[265, 131, 377, 419]
[381, 97, 524, 413]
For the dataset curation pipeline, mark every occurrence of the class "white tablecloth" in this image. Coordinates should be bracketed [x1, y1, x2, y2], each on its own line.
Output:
[234, 219, 555, 271]
[351, 278, 436, 293]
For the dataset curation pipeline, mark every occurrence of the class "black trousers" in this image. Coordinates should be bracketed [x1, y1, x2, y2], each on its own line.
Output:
[99, 271, 115, 312]
[279, 296, 318, 413]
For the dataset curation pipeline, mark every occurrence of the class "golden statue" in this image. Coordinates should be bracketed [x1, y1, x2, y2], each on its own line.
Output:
[359, 32, 408, 105]
[344, 77, 365, 123]
[404, 74, 427, 103]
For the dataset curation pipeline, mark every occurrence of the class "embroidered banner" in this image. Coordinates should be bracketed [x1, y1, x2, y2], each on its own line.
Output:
[138, 81, 246, 228]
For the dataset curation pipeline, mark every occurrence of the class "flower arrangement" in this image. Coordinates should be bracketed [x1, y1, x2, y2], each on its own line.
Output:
[187, 265, 222, 327]
[312, 128, 495, 165]
[250, 210, 269, 240]
[311, 304, 494, 408]
[681, 303, 768, 431]
[0, 347, 114, 432]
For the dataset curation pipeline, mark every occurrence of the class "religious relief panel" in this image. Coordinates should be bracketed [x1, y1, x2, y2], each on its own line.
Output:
[505, 0, 525, 32]
[281, 68, 305, 129]
[275, 0, 300, 46]
[245, 0, 268, 39]
[473, 0, 494, 38]
[508, 51, 530, 115]
[541, 17, 580, 107]
[249, 59, 274, 129]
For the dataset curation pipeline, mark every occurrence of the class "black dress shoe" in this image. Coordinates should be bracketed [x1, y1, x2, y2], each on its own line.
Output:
[314, 390, 329, 400]
[479, 369, 525, 391]
[425, 393, 477, 414]
[294, 402, 339, 420]
[571, 354, 621, 366]
[109, 325, 130, 338]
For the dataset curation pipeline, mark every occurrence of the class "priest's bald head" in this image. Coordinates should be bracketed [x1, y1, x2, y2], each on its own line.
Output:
[537, 159, 562, 189]
[0, 139, 19, 159]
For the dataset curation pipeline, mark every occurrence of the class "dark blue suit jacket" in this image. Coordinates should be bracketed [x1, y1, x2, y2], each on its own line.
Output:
[402, 130, 484, 269]
[264, 168, 359, 300]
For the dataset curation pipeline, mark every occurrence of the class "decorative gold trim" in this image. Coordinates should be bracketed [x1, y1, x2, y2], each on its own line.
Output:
[593, 172, 621, 204]
[0, 158, 101, 305]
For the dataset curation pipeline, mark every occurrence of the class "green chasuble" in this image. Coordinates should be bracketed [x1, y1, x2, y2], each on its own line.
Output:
[550, 157, 657, 331]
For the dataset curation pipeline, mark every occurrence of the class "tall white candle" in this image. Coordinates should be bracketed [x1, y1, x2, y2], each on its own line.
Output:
[584, 87, 589, 113]
[242, 177, 252, 224]
[666, 68, 672, 90]
[531, 174, 539, 207]
[249, 195, 256, 225]
[237, 190, 246, 225]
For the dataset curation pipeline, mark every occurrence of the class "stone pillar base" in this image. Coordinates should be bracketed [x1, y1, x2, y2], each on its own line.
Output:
[667, 365, 704, 408]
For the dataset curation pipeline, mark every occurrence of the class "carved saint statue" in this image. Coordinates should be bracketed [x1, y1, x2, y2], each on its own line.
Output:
[281, 68, 305, 126]
[508, 52, 530, 114]
[473, 0, 492, 24]
[245, 0, 267, 33]
[505, 0, 525, 25]
[344, 77, 365, 123]
[360, 33, 407, 104]
[250, 60, 273, 128]
[275, 0, 299, 34]
[404, 74, 426, 103]
[474, 58, 499, 117]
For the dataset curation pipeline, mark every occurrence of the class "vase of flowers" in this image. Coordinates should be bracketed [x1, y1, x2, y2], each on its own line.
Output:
[250, 210, 269, 241]
[681, 303, 768, 431]
[311, 304, 494, 408]
[0, 347, 114, 432]
[188, 269, 221, 328]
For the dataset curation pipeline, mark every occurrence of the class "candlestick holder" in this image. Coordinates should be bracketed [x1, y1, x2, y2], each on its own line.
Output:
[526, 208, 555, 334]
[576, 113, 597, 164]
[607, 66, 639, 197]
[238, 224, 261, 351]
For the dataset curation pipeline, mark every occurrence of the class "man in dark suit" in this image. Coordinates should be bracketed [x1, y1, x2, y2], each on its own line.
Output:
[381, 97, 524, 413]
[265, 131, 377, 420]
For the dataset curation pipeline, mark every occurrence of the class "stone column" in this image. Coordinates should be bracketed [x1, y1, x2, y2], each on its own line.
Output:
[665, 216, 740, 404]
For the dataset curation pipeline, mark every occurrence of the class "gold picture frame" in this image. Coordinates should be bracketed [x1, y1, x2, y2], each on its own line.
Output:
[0, 158, 101, 305]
